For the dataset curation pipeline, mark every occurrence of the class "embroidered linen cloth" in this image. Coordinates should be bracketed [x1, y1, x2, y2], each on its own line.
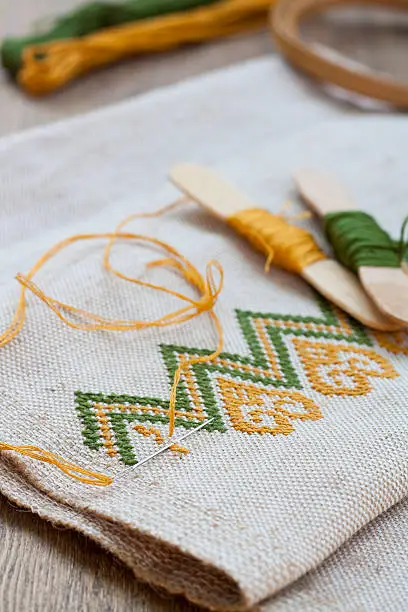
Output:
[0, 58, 407, 610]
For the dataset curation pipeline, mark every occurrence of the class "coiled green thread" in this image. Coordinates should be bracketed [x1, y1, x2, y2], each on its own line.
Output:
[324, 211, 407, 273]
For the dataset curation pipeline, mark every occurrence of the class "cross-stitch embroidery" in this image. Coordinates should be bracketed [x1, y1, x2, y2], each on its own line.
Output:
[76, 296, 398, 464]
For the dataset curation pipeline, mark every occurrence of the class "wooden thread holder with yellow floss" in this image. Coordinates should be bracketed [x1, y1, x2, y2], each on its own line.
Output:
[170, 163, 402, 331]
[294, 168, 408, 326]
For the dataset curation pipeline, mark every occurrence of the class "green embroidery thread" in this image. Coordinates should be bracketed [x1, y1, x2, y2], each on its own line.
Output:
[75, 295, 396, 465]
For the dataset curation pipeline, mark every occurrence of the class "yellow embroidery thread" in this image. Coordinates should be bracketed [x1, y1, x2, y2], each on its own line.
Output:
[218, 377, 322, 435]
[0, 199, 401, 480]
[18, 0, 273, 96]
[374, 330, 408, 356]
[0, 442, 113, 486]
[76, 292, 399, 466]
[227, 208, 326, 273]
[133, 424, 189, 456]
[0, 201, 223, 482]
[294, 338, 398, 395]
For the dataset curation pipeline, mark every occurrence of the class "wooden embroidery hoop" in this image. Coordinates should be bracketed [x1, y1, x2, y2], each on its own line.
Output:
[271, 0, 408, 107]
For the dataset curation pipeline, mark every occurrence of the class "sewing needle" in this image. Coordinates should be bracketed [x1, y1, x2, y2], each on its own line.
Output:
[117, 417, 215, 479]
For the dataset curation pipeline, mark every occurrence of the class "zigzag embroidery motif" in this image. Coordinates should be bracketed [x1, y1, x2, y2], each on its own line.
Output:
[75, 295, 399, 464]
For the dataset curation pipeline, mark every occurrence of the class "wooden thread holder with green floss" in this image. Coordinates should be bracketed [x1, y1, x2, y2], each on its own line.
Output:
[170, 164, 401, 331]
[294, 169, 408, 326]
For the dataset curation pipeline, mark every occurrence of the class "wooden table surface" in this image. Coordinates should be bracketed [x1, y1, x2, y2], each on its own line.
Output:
[0, 3, 407, 610]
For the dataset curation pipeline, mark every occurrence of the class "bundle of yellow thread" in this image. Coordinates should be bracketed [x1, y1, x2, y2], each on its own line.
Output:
[2, 0, 274, 96]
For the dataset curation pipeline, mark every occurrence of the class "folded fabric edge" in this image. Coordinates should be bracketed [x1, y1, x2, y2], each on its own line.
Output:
[3, 455, 408, 612]
[0, 454, 249, 611]
[1, 420, 407, 612]
[2, 456, 408, 612]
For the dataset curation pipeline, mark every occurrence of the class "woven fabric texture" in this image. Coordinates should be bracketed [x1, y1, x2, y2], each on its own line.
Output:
[0, 58, 407, 610]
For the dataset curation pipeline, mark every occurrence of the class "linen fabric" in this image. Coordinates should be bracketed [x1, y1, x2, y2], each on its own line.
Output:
[0, 57, 407, 610]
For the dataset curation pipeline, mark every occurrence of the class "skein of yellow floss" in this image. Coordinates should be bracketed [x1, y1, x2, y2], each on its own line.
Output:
[16, 0, 274, 95]
[228, 207, 327, 274]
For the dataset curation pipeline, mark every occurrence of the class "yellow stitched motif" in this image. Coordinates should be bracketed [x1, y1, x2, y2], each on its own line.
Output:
[262, 311, 353, 337]
[211, 313, 357, 382]
[94, 402, 204, 421]
[180, 355, 206, 415]
[217, 376, 322, 435]
[253, 319, 284, 380]
[134, 424, 189, 456]
[76, 298, 400, 465]
[178, 308, 367, 392]
[134, 423, 165, 444]
[374, 330, 408, 356]
[95, 405, 118, 457]
[293, 338, 398, 395]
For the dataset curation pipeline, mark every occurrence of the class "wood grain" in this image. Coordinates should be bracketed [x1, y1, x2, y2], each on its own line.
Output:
[0, 496, 198, 612]
[0, 1, 407, 610]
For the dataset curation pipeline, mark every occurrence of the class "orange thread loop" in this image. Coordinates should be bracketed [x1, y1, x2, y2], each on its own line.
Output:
[0, 199, 224, 481]
[0, 442, 113, 486]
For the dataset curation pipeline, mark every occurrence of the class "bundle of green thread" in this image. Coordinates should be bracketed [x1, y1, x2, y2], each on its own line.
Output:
[1, 0, 219, 78]
[324, 211, 408, 273]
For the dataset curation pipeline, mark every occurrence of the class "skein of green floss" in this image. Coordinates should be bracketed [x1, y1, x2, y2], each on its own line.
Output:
[1, 0, 220, 77]
[323, 211, 403, 272]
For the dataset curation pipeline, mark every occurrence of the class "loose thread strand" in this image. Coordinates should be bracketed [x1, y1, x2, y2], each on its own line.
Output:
[0, 442, 113, 486]
[102, 201, 223, 436]
[0, 198, 224, 482]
